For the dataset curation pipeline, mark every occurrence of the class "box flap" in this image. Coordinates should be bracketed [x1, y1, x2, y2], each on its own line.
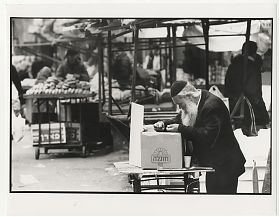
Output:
[129, 103, 144, 167]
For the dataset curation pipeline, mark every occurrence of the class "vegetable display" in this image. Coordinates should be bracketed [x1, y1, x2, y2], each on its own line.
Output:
[26, 76, 92, 95]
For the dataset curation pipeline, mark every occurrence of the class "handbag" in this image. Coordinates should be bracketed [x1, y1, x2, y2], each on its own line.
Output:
[230, 94, 258, 137]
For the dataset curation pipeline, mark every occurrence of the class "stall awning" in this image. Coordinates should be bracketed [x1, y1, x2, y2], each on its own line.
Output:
[24, 18, 271, 55]
[183, 20, 271, 54]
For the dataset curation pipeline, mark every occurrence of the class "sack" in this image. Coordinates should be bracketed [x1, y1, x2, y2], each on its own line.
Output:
[12, 112, 25, 142]
[230, 94, 258, 137]
[241, 97, 258, 137]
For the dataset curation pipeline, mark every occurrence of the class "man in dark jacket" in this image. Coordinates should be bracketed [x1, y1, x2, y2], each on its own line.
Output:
[225, 41, 269, 127]
[56, 49, 90, 81]
[154, 81, 246, 194]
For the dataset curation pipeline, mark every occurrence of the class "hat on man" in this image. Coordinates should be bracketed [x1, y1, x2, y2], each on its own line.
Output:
[170, 81, 188, 97]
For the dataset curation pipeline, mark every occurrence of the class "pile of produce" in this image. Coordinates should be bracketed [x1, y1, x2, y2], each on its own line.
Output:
[26, 76, 92, 95]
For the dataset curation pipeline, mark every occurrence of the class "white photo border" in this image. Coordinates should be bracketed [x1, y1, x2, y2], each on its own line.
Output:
[1, 0, 278, 215]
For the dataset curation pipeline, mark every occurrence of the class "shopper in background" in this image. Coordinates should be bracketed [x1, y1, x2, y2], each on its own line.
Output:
[143, 44, 161, 72]
[11, 65, 24, 106]
[154, 81, 246, 194]
[225, 41, 270, 128]
[113, 43, 133, 90]
[31, 56, 50, 79]
[56, 49, 90, 81]
[143, 44, 162, 90]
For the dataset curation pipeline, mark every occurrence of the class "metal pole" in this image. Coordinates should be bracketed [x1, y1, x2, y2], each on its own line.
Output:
[97, 34, 103, 119]
[202, 19, 210, 90]
[243, 19, 251, 86]
[167, 27, 172, 86]
[108, 31, 113, 115]
[164, 40, 168, 86]
[131, 27, 139, 102]
[101, 47, 106, 107]
[172, 26, 177, 84]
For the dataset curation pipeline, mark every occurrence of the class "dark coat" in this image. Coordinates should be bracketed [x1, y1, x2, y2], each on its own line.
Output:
[165, 90, 246, 177]
[225, 55, 269, 126]
[113, 52, 132, 86]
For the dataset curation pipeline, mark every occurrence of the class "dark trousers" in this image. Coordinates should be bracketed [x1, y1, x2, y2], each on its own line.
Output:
[206, 171, 239, 194]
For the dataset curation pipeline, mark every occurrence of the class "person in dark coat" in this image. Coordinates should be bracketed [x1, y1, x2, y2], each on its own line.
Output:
[56, 49, 90, 81]
[113, 47, 133, 89]
[11, 65, 24, 105]
[154, 81, 246, 194]
[225, 41, 269, 127]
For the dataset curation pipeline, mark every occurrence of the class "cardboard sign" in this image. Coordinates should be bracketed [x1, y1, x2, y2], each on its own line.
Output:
[31, 123, 66, 145]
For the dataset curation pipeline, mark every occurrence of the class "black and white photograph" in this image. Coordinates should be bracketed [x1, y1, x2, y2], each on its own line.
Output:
[2, 1, 279, 216]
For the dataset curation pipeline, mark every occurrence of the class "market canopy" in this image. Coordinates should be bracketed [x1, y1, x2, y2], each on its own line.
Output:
[24, 18, 271, 54]
[182, 20, 271, 54]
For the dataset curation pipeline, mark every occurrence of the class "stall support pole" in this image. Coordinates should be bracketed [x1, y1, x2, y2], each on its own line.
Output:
[164, 40, 168, 86]
[242, 19, 251, 86]
[101, 42, 106, 107]
[108, 31, 113, 115]
[131, 27, 139, 102]
[98, 34, 104, 119]
[171, 26, 177, 84]
[202, 19, 210, 90]
[167, 27, 172, 86]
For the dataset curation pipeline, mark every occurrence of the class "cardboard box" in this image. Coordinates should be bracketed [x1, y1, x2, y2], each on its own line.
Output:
[141, 132, 183, 168]
[129, 103, 183, 169]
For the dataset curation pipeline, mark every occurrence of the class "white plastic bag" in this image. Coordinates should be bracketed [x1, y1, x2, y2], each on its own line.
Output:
[12, 112, 25, 142]
[209, 85, 229, 111]
[209, 85, 224, 99]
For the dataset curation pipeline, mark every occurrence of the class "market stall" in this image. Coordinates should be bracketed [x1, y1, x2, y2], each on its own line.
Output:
[23, 76, 112, 159]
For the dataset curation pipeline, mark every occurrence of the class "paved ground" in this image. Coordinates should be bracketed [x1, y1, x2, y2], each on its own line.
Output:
[11, 126, 133, 192]
[11, 125, 271, 194]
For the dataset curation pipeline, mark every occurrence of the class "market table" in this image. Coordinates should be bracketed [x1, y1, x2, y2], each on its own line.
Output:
[114, 161, 214, 193]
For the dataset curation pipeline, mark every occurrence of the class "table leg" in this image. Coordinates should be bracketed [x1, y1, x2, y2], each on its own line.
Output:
[129, 174, 141, 193]
[184, 174, 200, 193]
[183, 174, 188, 193]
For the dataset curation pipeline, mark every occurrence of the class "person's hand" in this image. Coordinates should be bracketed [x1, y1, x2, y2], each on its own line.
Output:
[154, 121, 165, 131]
[166, 124, 179, 132]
